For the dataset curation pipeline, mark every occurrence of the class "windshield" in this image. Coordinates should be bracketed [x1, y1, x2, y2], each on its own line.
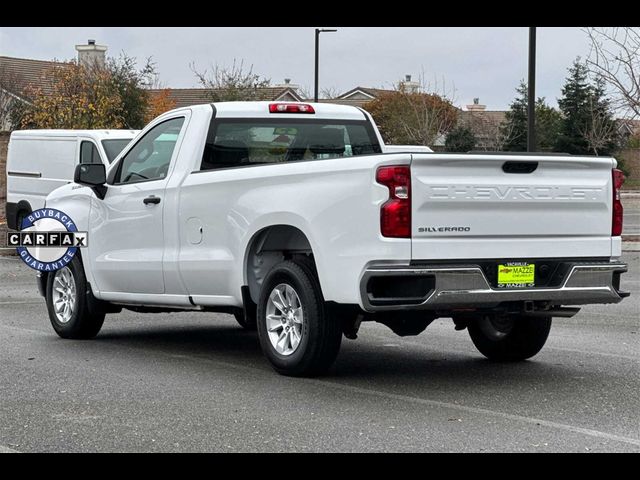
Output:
[200, 120, 381, 171]
[102, 139, 134, 163]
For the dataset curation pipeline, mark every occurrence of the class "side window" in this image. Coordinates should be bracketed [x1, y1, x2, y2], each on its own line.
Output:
[116, 117, 185, 185]
[80, 141, 101, 164]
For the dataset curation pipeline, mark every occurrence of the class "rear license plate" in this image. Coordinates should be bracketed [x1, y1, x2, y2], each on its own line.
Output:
[497, 262, 535, 288]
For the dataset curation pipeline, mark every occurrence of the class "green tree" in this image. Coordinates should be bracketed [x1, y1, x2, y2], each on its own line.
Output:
[107, 53, 156, 129]
[535, 99, 562, 152]
[501, 81, 529, 151]
[445, 125, 476, 152]
[555, 61, 592, 154]
[19, 54, 156, 130]
[20, 63, 125, 129]
[365, 91, 458, 146]
[501, 81, 562, 152]
[555, 60, 618, 155]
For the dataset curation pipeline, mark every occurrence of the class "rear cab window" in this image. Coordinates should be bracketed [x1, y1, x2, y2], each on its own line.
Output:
[200, 119, 381, 171]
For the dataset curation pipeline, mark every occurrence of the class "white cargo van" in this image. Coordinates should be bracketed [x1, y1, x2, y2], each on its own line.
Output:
[5, 129, 138, 230]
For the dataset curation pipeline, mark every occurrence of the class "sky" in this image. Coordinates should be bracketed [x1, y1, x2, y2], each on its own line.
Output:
[0, 27, 594, 110]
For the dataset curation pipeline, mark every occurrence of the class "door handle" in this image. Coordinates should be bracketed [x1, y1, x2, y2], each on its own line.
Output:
[143, 195, 161, 205]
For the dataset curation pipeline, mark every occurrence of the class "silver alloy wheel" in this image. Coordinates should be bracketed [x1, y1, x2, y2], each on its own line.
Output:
[265, 283, 304, 356]
[52, 267, 76, 324]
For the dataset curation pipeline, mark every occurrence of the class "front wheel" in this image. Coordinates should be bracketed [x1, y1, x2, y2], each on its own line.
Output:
[467, 314, 552, 361]
[256, 259, 342, 377]
[46, 256, 105, 339]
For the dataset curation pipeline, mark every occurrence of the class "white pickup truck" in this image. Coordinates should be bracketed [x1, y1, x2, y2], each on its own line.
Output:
[37, 101, 629, 376]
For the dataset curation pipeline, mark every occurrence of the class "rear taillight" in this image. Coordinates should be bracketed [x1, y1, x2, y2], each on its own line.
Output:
[376, 165, 411, 238]
[612, 168, 625, 236]
[269, 103, 315, 114]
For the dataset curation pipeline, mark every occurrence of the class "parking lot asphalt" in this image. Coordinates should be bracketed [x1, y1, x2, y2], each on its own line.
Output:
[0, 250, 638, 452]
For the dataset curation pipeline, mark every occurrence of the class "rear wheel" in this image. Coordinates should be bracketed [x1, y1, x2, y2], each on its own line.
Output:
[233, 308, 256, 331]
[256, 259, 342, 377]
[467, 314, 552, 361]
[46, 256, 105, 339]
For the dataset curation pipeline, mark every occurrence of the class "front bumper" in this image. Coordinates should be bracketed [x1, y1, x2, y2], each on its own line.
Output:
[360, 261, 629, 312]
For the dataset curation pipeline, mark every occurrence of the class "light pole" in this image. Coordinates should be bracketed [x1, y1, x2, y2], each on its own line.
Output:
[314, 28, 337, 102]
[527, 27, 537, 152]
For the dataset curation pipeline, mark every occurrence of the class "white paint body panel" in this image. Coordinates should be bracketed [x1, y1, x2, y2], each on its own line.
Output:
[410, 154, 617, 260]
[43, 102, 620, 311]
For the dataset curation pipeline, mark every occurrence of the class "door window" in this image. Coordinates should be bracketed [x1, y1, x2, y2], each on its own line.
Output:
[115, 117, 185, 184]
[80, 141, 101, 164]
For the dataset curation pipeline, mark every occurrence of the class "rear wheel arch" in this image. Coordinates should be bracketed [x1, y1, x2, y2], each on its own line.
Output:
[15, 200, 33, 230]
[244, 225, 319, 305]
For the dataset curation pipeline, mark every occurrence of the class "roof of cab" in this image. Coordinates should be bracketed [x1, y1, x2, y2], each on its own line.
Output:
[169, 101, 368, 121]
[10, 129, 139, 140]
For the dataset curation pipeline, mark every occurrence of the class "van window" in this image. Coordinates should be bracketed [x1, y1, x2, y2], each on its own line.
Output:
[102, 139, 132, 163]
[80, 141, 101, 165]
[200, 119, 381, 171]
[115, 117, 185, 184]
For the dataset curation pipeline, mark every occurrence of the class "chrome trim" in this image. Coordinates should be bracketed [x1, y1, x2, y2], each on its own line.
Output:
[360, 262, 628, 312]
[7, 170, 42, 178]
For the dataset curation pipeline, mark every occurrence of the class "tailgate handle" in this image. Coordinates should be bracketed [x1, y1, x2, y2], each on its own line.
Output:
[502, 161, 538, 174]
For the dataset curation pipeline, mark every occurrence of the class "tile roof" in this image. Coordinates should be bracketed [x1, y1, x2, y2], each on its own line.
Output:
[333, 86, 396, 107]
[0, 55, 67, 99]
[459, 110, 507, 128]
[317, 98, 374, 108]
[338, 86, 394, 99]
[149, 87, 303, 109]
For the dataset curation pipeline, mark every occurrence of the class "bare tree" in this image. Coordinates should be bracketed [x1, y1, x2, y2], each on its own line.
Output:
[320, 86, 340, 100]
[585, 27, 640, 118]
[191, 59, 271, 102]
[579, 96, 618, 156]
[0, 88, 14, 130]
[296, 85, 312, 101]
[0, 66, 26, 131]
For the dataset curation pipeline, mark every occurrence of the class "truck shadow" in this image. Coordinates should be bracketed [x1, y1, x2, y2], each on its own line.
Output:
[93, 318, 589, 391]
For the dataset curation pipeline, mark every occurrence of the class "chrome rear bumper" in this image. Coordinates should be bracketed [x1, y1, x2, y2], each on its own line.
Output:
[360, 261, 629, 312]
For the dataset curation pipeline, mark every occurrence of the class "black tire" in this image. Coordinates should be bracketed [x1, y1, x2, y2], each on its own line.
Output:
[16, 210, 27, 231]
[46, 255, 105, 339]
[234, 308, 256, 331]
[468, 314, 552, 361]
[256, 259, 342, 377]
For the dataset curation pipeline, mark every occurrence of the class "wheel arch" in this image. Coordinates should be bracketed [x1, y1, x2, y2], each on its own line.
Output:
[14, 200, 33, 229]
[243, 224, 319, 305]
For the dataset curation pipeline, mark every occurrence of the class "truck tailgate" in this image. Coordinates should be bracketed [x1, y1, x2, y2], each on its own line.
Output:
[410, 154, 615, 260]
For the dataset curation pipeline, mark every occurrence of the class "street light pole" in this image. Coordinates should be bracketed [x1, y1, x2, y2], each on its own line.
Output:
[527, 27, 537, 152]
[314, 28, 337, 103]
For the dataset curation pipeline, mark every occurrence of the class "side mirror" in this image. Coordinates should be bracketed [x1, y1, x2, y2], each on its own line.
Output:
[74, 163, 106, 186]
[74, 163, 107, 199]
